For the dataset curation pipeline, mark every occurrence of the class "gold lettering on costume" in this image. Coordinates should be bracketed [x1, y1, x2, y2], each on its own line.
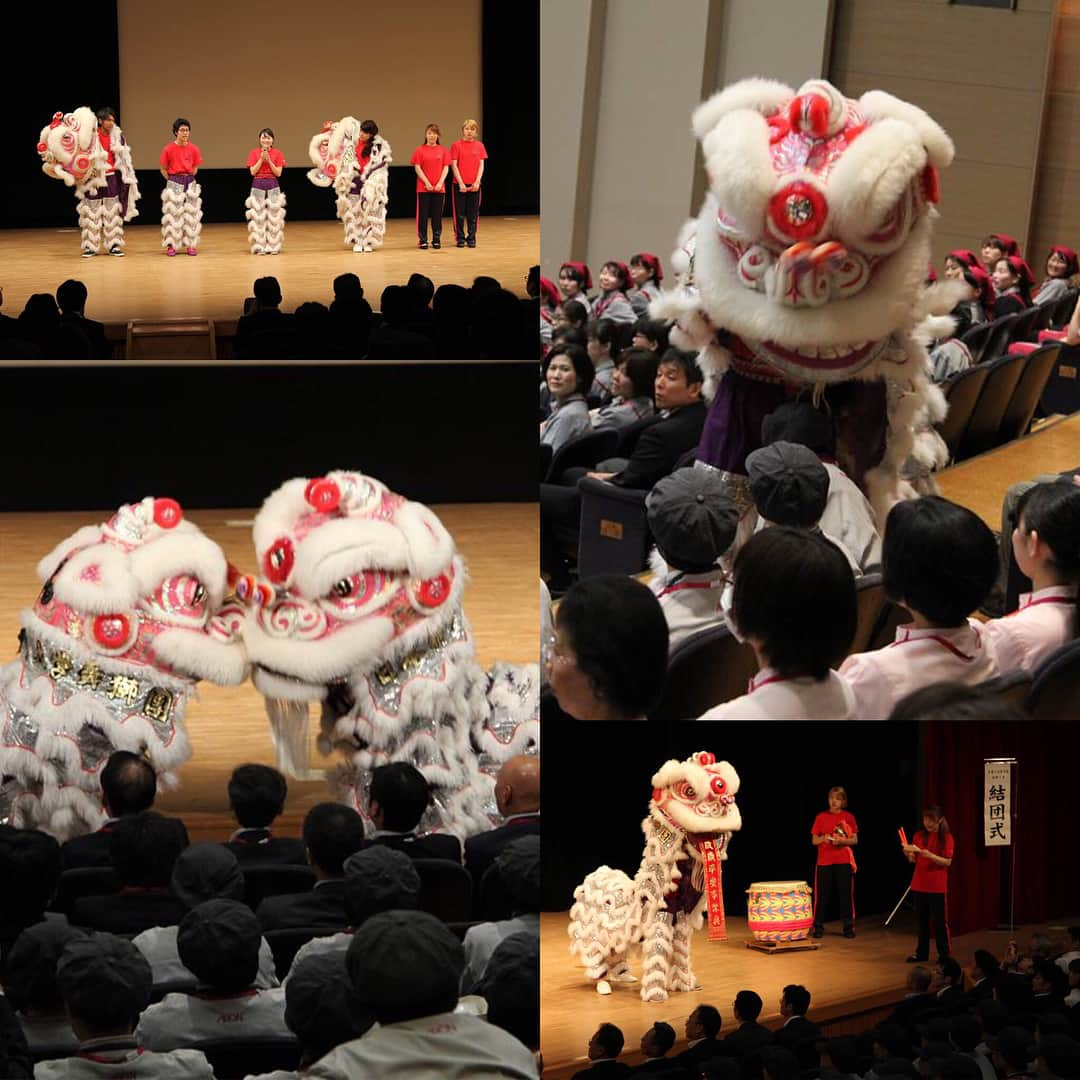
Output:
[67, 616, 84, 639]
[143, 688, 173, 723]
[50, 652, 73, 679]
[107, 675, 141, 706]
[77, 663, 104, 691]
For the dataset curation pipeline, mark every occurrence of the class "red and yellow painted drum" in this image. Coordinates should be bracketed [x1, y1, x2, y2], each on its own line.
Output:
[746, 880, 813, 942]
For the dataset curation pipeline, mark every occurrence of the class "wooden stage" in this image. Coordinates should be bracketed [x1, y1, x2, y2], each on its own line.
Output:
[0, 503, 537, 839]
[541, 910, 1079, 1079]
[0, 216, 539, 325]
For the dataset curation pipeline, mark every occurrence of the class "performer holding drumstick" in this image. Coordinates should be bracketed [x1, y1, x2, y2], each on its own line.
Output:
[811, 786, 858, 939]
[901, 804, 954, 962]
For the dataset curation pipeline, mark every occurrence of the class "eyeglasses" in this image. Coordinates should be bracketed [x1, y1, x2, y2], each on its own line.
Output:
[542, 633, 574, 667]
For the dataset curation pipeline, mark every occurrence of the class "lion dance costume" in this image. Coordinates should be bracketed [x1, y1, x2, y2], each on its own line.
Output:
[0, 498, 247, 840]
[238, 470, 539, 838]
[308, 118, 392, 252]
[655, 78, 961, 524]
[37, 108, 140, 257]
[569, 752, 741, 1003]
[246, 162, 286, 256]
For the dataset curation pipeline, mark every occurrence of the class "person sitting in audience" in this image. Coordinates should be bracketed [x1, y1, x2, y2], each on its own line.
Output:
[1064, 958, 1080, 1007]
[760, 1046, 802, 1080]
[235, 276, 290, 359]
[328, 272, 373, 358]
[406, 272, 437, 338]
[36, 933, 214, 1078]
[137, 899, 286, 1050]
[720, 990, 772, 1060]
[15, 293, 67, 358]
[819, 1036, 862, 1080]
[224, 763, 307, 866]
[970, 950, 1001, 1003]
[291, 300, 347, 360]
[574, 1023, 631, 1078]
[947, 1015, 995, 1080]
[555, 298, 591, 337]
[646, 468, 738, 651]
[5, 921, 85, 1057]
[464, 754, 540, 889]
[987, 1026, 1034, 1080]
[886, 966, 941, 1036]
[72, 811, 189, 935]
[431, 282, 473, 359]
[541, 343, 594, 452]
[631, 316, 670, 354]
[63, 750, 157, 870]
[133, 843, 278, 992]
[591, 348, 658, 432]
[674, 1005, 724, 1070]
[773, 984, 822, 1069]
[840, 497, 1000, 720]
[256, 803, 365, 932]
[286, 845, 422, 977]
[55, 279, 110, 359]
[984, 480, 1080, 673]
[628, 252, 664, 316]
[592, 261, 636, 325]
[546, 575, 669, 721]
[941, 256, 993, 337]
[0, 828, 63, 963]
[980, 234, 1019, 276]
[587, 319, 620, 402]
[476, 932, 541, 1071]
[540, 274, 560, 346]
[933, 958, 970, 1012]
[632, 1021, 677, 1074]
[699, 528, 857, 719]
[306, 910, 538, 1077]
[461, 835, 540, 994]
[367, 285, 436, 359]
[991, 257, 1035, 318]
[363, 761, 462, 862]
[931, 262, 994, 382]
[1031, 960, 1069, 1014]
[1037, 1035, 1080, 1080]
[1034, 246, 1078, 308]
[559, 262, 593, 315]
[760, 402, 882, 572]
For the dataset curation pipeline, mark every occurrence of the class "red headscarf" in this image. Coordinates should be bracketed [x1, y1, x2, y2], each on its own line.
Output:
[990, 233, 1021, 258]
[1047, 245, 1079, 278]
[560, 261, 592, 290]
[632, 252, 664, 284]
[947, 249, 979, 269]
[539, 276, 560, 309]
[603, 261, 631, 291]
[962, 264, 995, 312]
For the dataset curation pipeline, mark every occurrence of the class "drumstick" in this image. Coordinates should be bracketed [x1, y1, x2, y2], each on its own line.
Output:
[898, 827, 908, 847]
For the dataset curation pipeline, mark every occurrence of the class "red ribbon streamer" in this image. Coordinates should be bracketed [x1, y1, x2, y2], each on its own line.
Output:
[696, 838, 726, 941]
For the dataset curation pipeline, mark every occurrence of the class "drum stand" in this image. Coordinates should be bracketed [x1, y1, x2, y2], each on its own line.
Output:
[745, 938, 820, 954]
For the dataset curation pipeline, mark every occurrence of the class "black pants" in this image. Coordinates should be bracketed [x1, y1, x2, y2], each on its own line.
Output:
[416, 191, 444, 243]
[914, 890, 950, 959]
[813, 863, 854, 930]
[454, 186, 480, 241]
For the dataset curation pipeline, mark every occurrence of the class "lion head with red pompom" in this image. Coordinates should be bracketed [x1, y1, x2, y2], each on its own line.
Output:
[649, 751, 742, 840]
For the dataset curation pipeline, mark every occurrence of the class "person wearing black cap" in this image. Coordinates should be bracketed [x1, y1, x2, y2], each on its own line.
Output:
[133, 843, 279, 992]
[477, 932, 540, 1067]
[285, 844, 422, 979]
[363, 762, 463, 863]
[0, 828, 63, 964]
[223, 764, 307, 866]
[36, 933, 214, 1078]
[464, 754, 540, 890]
[137, 899, 287, 1050]
[646, 468, 739, 651]
[304, 910, 538, 1077]
[698, 527, 857, 719]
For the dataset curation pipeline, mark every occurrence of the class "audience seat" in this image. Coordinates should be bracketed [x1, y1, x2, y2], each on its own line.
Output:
[1027, 638, 1080, 722]
[955, 352, 1026, 461]
[935, 363, 990, 463]
[650, 622, 758, 722]
[476, 863, 517, 922]
[1039, 344, 1080, 416]
[265, 926, 344, 979]
[979, 312, 1020, 364]
[242, 864, 316, 912]
[539, 442, 553, 482]
[575, 478, 650, 578]
[545, 429, 620, 483]
[977, 669, 1033, 715]
[1049, 288, 1079, 329]
[997, 344, 1060, 444]
[614, 417, 651, 458]
[190, 1036, 301, 1080]
[1006, 306, 1041, 346]
[125, 319, 217, 360]
[149, 978, 199, 1004]
[51, 866, 120, 915]
[414, 859, 473, 923]
[850, 573, 886, 655]
[959, 321, 995, 366]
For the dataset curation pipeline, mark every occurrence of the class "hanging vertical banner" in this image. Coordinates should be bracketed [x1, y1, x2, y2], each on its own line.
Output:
[984, 761, 1011, 846]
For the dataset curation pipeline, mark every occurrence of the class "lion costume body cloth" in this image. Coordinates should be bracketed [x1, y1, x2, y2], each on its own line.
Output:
[656, 78, 964, 523]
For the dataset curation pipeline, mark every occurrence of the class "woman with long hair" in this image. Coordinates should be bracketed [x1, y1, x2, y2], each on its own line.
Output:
[902, 804, 954, 962]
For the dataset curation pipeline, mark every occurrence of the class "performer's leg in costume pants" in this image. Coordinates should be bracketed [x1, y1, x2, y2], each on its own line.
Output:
[246, 181, 286, 254]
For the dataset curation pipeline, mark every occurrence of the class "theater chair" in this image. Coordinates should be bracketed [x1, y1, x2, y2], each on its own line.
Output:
[1027, 638, 1080, 722]
[960, 321, 995, 366]
[190, 1036, 301, 1080]
[1040, 345, 1080, 416]
[935, 363, 990, 463]
[1006, 306, 1041, 347]
[997, 344, 1060, 443]
[651, 622, 758, 722]
[955, 352, 1026, 460]
[575, 477, 651, 578]
[51, 866, 120, 915]
[1049, 288, 1079, 329]
[242, 864, 316, 912]
[979, 312, 1021, 365]
[976, 669, 1033, 715]
[265, 926, 344, 979]
[414, 859, 473, 923]
[544, 428, 619, 483]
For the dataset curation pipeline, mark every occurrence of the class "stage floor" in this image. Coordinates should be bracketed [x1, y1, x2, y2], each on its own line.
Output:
[0, 503, 538, 838]
[540, 909, 1079, 1079]
[0, 216, 538, 325]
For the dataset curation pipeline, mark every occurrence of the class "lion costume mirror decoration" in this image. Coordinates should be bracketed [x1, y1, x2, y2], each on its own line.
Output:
[569, 752, 741, 1003]
[655, 78, 962, 520]
[239, 471, 539, 838]
[0, 499, 247, 839]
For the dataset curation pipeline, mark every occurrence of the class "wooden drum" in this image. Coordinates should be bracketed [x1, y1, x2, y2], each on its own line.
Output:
[746, 880, 813, 942]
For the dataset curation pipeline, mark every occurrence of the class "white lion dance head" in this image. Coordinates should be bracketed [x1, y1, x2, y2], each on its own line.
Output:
[37, 107, 106, 194]
[307, 116, 363, 193]
[240, 471, 538, 837]
[569, 752, 741, 1003]
[658, 78, 961, 518]
[0, 498, 247, 839]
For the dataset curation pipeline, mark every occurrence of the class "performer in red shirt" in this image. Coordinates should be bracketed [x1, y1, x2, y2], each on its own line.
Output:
[811, 786, 858, 939]
[450, 119, 488, 248]
[245, 127, 286, 255]
[902, 804, 955, 962]
[159, 118, 203, 256]
[410, 125, 451, 250]
[82, 107, 140, 257]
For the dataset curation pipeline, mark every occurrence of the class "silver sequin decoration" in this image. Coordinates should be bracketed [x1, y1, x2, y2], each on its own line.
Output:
[3, 704, 40, 751]
[76, 726, 114, 772]
[367, 612, 468, 716]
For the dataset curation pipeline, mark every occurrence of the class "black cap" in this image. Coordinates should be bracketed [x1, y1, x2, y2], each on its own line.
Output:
[494, 834, 541, 911]
[645, 468, 738, 571]
[342, 846, 421, 925]
[747, 441, 829, 527]
[285, 950, 374, 1059]
[4, 921, 87, 1012]
[177, 899, 261, 991]
[171, 843, 244, 908]
[57, 933, 153, 1027]
[477, 931, 539, 1050]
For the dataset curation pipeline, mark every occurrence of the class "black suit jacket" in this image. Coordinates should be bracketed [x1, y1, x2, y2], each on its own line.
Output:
[71, 889, 186, 935]
[464, 815, 541, 885]
[774, 1016, 822, 1066]
[631, 1057, 689, 1075]
[720, 1021, 773, 1060]
[60, 313, 110, 359]
[256, 879, 348, 932]
[61, 825, 117, 870]
[365, 832, 462, 863]
[611, 401, 706, 490]
[886, 993, 942, 1033]
[224, 829, 308, 866]
[674, 1037, 723, 1069]
[572, 1062, 633, 1079]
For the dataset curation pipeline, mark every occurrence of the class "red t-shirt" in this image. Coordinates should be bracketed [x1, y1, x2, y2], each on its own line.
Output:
[812, 810, 858, 866]
[160, 142, 203, 175]
[247, 147, 285, 178]
[98, 130, 115, 172]
[910, 829, 954, 893]
[410, 144, 451, 193]
[451, 139, 487, 186]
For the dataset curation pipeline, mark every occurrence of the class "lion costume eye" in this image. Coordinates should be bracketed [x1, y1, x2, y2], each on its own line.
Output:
[674, 782, 697, 802]
[320, 570, 397, 619]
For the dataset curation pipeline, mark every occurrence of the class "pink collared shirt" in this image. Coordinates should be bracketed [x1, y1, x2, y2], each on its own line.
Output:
[839, 621, 999, 720]
[698, 667, 857, 719]
[982, 585, 1077, 674]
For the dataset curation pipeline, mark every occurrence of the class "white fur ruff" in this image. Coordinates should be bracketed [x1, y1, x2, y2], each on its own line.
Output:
[246, 187, 286, 255]
[161, 181, 202, 249]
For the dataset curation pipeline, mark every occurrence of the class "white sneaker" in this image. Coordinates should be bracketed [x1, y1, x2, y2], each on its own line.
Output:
[352, 244, 366, 253]
[81, 249, 95, 258]
[252, 246, 264, 255]
[109, 246, 124, 256]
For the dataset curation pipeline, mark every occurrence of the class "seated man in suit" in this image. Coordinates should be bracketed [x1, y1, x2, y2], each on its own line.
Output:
[933, 957, 970, 1013]
[224, 763, 307, 865]
[464, 754, 540, 889]
[363, 762, 463, 863]
[256, 803, 366, 932]
[540, 348, 707, 589]
[773, 984, 821, 1069]
[631, 1021, 680, 1074]
[0, 829, 63, 966]
[674, 1005, 724, 1070]
[886, 966, 941, 1035]
[61, 750, 157, 870]
[969, 950, 1000, 1003]
[71, 812, 189, 935]
[235, 275, 292, 359]
[55, 278, 110, 359]
[573, 1023, 632, 1078]
[720, 990, 773, 1060]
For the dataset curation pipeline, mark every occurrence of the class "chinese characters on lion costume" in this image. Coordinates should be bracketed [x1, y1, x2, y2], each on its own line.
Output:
[655, 78, 964, 525]
[569, 752, 741, 1003]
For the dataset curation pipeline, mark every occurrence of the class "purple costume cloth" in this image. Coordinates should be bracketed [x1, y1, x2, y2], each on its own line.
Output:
[251, 177, 279, 192]
[167, 173, 196, 189]
[85, 172, 129, 218]
[664, 856, 704, 915]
